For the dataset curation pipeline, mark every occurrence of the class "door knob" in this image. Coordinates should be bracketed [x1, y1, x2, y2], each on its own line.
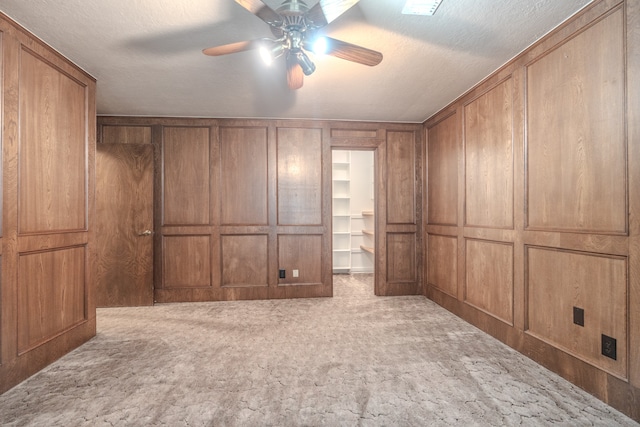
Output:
[138, 229, 153, 236]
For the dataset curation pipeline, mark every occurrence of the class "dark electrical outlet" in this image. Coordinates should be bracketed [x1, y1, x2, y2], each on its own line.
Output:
[601, 334, 617, 360]
[573, 306, 584, 327]
[279, 269, 286, 279]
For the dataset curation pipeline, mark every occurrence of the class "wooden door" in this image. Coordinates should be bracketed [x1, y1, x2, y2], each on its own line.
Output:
[96, 143, 154, 306]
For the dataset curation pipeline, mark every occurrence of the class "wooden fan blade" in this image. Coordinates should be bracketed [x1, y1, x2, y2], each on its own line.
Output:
[287, 55, 304, 90]
[324, 37, 383, 66]
[235, 0, 283, 26]
[202, 40, 262, 56]
[307, 0, 360, 28]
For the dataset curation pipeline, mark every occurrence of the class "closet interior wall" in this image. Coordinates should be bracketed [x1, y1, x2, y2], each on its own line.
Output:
[331, 150, 375, 275]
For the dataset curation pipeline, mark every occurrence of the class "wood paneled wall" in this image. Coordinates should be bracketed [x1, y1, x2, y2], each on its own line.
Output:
[97, 118, 422, 301]
[0, 13, 96, 394]
[424, 0, 639, 420]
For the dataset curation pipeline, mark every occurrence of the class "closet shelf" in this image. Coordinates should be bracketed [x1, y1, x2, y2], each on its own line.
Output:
[362, 229, 374, 236]
[360, 245, 375, 254]
[362, 210, 374, 216]
[332, 150, 352, 273]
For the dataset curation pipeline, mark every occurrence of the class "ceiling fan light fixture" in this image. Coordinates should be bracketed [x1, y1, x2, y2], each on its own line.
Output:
[310, 36, 328, 55]
[259, 42, 286, 65]
[295, 51, 316, 75]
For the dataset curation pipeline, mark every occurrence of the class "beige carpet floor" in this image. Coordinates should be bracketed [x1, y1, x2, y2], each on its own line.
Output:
[0, 274, 637, 426]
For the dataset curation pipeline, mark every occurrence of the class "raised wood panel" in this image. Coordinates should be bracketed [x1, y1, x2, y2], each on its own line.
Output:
[221, 234, 268, 288]
[163, 235, 211, 288]
[526, 9, 626, 234]
[278, 234, 322, 285]
[0, 31, 2, 239]
[0, 253, 2, 356]
[428, 114, 458, 226]
[464, 78, 514, 229]
[162, 127, 211, 225]
[277, 127, 322, 225]
[422, 1, 639, 420]
[17, 246, 86, 354]
[628, 0, 640, 392]
[101, 125, 152, 144]
[386, 131, 415, 224]
[220, 127, 268, 225]
[427, 234, 457, 297]
[387, 233, 416, 283]
[465, 239, 514, 325]
[19, 47, 86, 234]
[331, 129, 378, 139]
[526, 246, 627, 379]
[0, 13, 96, 397]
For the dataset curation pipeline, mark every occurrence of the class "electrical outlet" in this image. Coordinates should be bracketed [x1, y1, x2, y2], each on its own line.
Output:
[293, 269, 299, 278]
[601, 334, 617, 360]
[573, 307, 584, 327]
[279, 269, 286, 279]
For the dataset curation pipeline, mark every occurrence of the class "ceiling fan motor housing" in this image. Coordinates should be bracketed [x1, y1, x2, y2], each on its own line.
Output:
[277, 0, 310, 16]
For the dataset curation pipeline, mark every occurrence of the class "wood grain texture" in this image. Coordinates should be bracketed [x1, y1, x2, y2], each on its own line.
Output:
[221, 234, 268, 288]
[386, 131, 415, 224]
[0, 32, 3, 239]
[162, 235, 211, 288]
[427, 234, 457, 297]
[96, 144, 153, 307]
[526, 9, 626, 234]
[162, 127, 211, 226]
[386, 233, 416, 283]
[101, 125, 152, 144]
[277, 127, 322, 225]
[526, 246, 627, 379]
[220, 127, 268, 225]
[626, 0, 640, 391]
[17, 246, 86, 354]
[277, 234, 322, 285]
[18, 47, 86, 233]
[330, 129, 378, 139]
[1, 14, 96, 395]
[464, 78, 514, 229]
[422, 1, 639, 419]
[428, 114, 458, 226]
[465, 239, 513, 325]
[374, 141, 387, 295]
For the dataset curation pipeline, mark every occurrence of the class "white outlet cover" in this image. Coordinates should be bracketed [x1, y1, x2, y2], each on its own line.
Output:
[293, 269, 299, 278]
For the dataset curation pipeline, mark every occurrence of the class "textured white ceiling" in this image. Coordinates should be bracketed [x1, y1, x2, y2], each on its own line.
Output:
[0, 0, 592, 122]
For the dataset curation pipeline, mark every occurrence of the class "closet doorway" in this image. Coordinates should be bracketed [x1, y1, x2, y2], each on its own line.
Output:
[331, 150, 376, 290]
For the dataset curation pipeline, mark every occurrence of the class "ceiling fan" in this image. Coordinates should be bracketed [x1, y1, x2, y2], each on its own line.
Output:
[202, 0, 383, 90]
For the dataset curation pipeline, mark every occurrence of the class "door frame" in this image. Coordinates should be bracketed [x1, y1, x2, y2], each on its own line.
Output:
[330, 145, 383, 295]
